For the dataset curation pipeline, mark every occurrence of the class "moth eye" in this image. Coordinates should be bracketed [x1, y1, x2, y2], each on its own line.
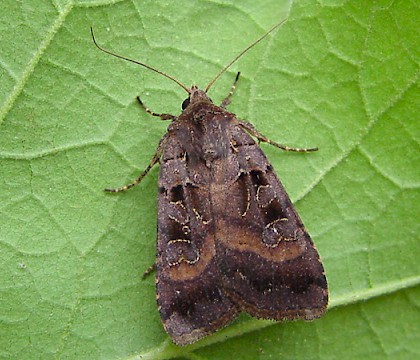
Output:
[182, 98, 190, 110]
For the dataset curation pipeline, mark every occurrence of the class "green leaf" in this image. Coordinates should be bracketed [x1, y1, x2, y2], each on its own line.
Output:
[1, 1, 418, 359]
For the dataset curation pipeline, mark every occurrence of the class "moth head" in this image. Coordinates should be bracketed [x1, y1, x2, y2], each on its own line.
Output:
[182, 86, 213, 110]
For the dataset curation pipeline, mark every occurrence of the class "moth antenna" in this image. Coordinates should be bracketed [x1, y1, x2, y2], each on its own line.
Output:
[205, 18, 288, 93]
[90, 27, 191, 94]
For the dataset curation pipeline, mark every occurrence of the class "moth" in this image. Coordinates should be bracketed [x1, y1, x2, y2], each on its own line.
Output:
[92, 19, 328, 346]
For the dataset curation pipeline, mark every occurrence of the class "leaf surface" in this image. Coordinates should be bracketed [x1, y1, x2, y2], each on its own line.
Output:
[0, 1, 418, 359]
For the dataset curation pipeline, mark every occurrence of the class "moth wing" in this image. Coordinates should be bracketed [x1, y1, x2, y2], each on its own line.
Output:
[215, 125, 328, 320]
[156, 132, 238, 346]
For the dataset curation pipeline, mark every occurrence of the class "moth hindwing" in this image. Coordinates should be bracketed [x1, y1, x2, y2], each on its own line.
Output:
[94, 20, 328, 346]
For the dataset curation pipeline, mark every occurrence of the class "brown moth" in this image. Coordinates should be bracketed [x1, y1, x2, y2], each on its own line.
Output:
[92, 19, 328, 346]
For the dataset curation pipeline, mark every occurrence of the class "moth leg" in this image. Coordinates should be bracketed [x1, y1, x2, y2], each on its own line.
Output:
[104, 135, 168, 193]
[137, 96, 177, 121]
[220, 72, 240, 108]
[238, 120, 318, 152]
[141, 263, 156, 279]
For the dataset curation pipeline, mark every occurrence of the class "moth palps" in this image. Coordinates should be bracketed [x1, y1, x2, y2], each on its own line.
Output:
[92, 20, 328, 346]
